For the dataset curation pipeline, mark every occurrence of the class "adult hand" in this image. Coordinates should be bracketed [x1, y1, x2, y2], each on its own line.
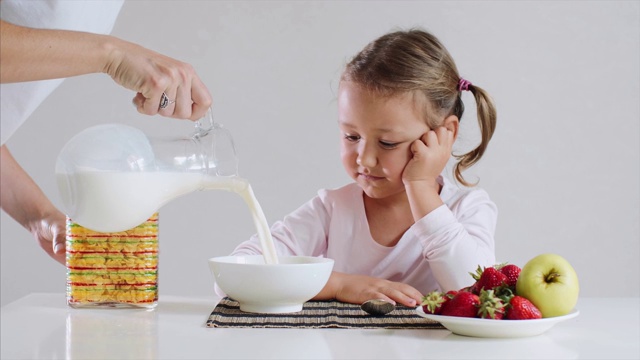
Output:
[0, 146, 66, 265]
[104, 38, 212, 120]
[314, 272, 423, 308]
[32, 212, 67, 266]
[1, 21, 212, 120]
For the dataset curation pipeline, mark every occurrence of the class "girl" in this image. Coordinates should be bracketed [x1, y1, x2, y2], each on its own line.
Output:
[228, 28, 497, 308]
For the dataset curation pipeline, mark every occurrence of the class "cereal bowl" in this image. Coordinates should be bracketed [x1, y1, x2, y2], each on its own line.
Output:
[208, 255, 334, 313]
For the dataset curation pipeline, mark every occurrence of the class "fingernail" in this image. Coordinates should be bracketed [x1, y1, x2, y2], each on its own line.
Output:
[54, 244, 63, 254]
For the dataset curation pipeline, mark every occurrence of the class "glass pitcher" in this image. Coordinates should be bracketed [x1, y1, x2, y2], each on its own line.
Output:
[56, 108, 247, 233]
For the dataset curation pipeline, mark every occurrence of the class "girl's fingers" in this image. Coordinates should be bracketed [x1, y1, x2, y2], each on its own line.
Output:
[437, 127, 454, 148]
[374, 285, 422, 307]
[410, 138, 427, 156]
[422, 130, 438, 147]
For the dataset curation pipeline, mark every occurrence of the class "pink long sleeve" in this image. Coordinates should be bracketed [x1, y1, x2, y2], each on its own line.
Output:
[225, 178, 497, 295]
[413, 187, 497, 291]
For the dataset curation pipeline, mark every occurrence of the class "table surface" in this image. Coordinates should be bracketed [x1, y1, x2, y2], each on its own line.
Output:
[1, 293, 638, 360]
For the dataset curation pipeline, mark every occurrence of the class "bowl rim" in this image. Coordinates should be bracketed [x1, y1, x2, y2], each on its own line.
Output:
[208, 255, 334, 266]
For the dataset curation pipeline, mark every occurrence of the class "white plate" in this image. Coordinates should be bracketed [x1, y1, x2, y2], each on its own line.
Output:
[415, 307, 580, 338]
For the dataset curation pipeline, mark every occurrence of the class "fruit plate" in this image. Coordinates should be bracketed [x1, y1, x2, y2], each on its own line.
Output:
[415, 307, 579, 338]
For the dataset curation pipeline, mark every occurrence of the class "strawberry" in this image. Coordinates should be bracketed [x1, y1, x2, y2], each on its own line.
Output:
[439, 291, 480, 318]
[470, 266, 508, 294]
[506, 296, 542, 320]
[421, 290, 457, 315]
[497, 264, 521, 289]
[469, 265, 484, 293]
[477, 289, 506, 319]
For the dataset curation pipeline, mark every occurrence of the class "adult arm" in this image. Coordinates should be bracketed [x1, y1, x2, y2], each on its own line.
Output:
[0, 20, 211, 120]
[0, 145, 66, 265]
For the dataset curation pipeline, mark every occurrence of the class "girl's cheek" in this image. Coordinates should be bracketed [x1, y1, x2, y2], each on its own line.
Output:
[339, 144, 349, 159]
[340, 144, 353, 158]
[340, 147, 357, 168]
[382, 152, 410, 174]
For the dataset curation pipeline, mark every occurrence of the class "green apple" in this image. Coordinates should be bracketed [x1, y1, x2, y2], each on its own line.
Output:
[515, 253, 579, 318]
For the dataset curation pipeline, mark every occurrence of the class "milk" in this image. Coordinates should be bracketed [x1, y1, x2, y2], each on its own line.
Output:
[58, 171, 279, 264]
[202, 176, 278, 264]
[206, 179, 279, 265]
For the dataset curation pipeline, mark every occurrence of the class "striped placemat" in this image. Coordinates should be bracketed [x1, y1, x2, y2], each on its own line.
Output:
[206, 297, 444, 329]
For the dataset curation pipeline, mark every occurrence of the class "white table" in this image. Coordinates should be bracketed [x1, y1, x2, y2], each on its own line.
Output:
[1, 293, 638, 359]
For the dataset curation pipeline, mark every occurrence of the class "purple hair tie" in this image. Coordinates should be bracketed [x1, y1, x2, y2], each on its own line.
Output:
[457, 78, 472, 92]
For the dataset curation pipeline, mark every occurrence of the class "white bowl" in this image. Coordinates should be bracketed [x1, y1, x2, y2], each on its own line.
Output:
[208, 255, 334, 313]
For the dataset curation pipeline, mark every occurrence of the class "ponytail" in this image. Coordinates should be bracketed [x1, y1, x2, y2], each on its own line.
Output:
[453, 84, 497, 186]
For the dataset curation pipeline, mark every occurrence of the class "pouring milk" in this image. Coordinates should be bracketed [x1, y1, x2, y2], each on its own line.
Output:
[57, 171, 279, 264]
[55, 118, 278, 264]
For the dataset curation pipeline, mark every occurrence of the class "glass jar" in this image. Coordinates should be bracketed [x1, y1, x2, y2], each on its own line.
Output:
[66, 213, 159, 309]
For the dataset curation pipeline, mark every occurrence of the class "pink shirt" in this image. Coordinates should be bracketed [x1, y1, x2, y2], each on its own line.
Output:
[230, 177, 497, 293]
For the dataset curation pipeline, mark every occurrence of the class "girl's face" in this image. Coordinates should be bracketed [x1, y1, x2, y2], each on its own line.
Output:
[338, 82, 430, 201]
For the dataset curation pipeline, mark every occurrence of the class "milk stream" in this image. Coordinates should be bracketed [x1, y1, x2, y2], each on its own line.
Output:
[58, 171, 279, 264]
[203, 177, 279, 265]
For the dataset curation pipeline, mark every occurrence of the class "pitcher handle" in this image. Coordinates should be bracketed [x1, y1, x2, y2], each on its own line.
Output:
[195, 107, 215, 135]
[191, 107, 239, 176]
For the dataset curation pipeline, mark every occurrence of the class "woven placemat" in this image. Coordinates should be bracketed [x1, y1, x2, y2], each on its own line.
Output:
[206, 297, 444, 329]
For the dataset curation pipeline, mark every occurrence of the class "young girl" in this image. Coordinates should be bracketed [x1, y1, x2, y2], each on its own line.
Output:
[227, 28, 497, 308]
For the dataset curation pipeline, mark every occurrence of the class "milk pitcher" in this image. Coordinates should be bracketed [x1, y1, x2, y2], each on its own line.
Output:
[56, 108, 246, 233]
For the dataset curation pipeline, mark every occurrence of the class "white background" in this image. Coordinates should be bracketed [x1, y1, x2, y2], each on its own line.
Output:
[2, 1, 638, 306]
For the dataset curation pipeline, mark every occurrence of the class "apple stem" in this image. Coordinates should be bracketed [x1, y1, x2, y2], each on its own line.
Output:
[545, 272, 560, 283]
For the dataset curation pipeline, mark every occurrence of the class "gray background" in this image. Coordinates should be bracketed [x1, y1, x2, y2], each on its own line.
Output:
[2, 1, 639, 306]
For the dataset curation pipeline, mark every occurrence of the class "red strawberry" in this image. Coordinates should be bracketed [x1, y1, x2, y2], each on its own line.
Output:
[469, 265, 484, 293]
[498, 264, 521, 288]
[477, 289, 506, 320]
[440, 291, 480, 318]
[421, 290, 457, 315]
[506, 296, 542, 320]
[471, 267, 508, 294]
[445, 290, 459, 297]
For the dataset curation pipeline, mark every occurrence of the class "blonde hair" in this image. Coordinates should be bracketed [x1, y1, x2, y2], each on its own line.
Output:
[341, 29, 497, 186]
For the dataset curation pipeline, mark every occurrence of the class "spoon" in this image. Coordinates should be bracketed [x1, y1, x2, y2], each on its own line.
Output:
[361, 299, 396, 316]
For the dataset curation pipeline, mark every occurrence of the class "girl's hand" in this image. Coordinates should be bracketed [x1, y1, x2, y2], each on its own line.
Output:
[402, 126, 456, 220]
[104, 38, 212, 121]
[314, 272, 423, 308]
[402, 126, 455, 186]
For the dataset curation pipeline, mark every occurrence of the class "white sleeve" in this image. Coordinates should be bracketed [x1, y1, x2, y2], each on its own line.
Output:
[0, 0, 124, 145]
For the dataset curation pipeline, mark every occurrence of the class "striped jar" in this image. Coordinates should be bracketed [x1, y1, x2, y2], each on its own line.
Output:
[66, 214, 159, 309]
